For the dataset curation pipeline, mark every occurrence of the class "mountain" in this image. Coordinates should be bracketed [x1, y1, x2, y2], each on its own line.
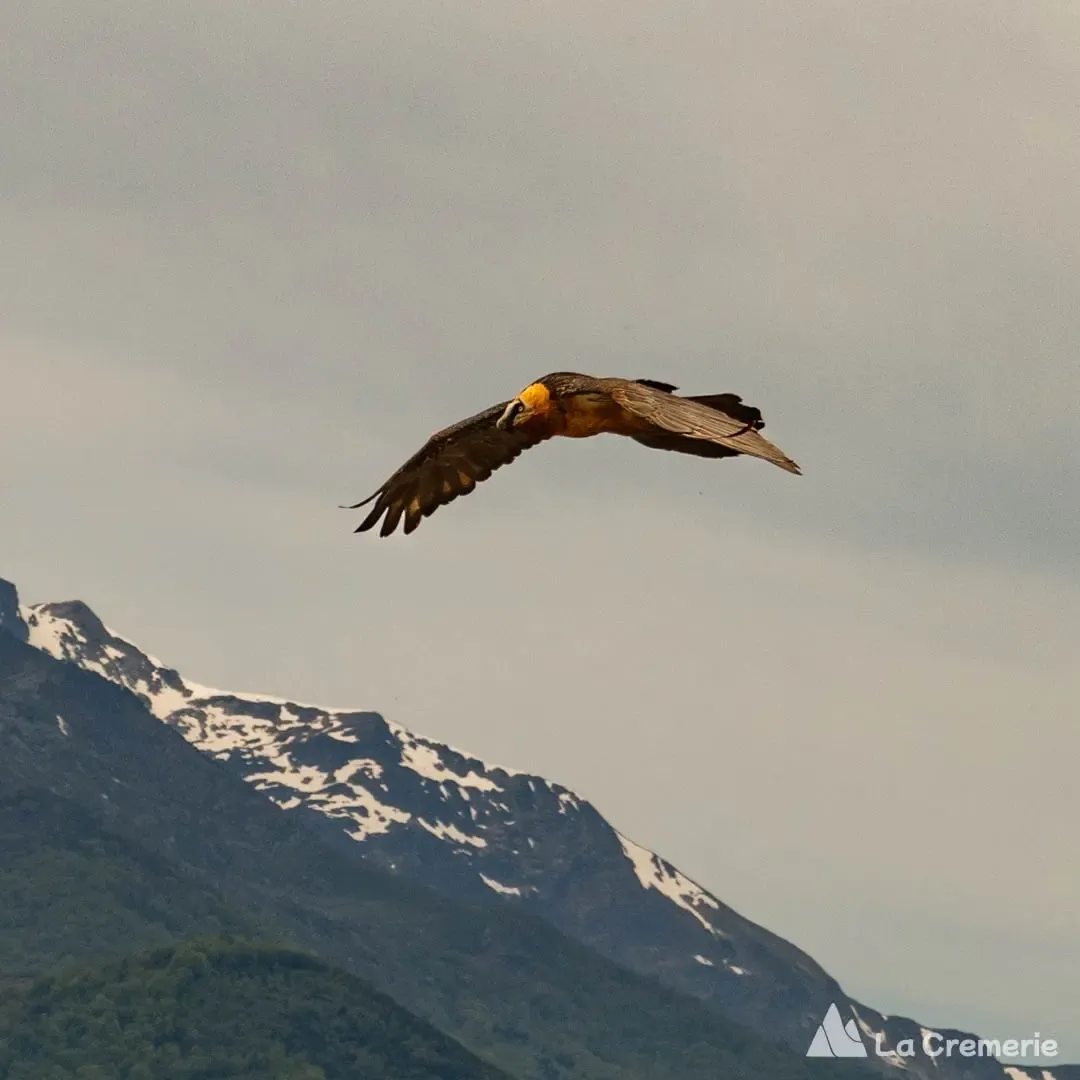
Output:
[0, 579, 853, 1080]
[14, 592, 847, 1041]
[1, 578, 1071, 1080]
[0, 938, 516, 1080]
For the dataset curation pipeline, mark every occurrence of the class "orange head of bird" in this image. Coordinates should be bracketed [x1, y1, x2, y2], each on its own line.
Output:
[495, 381, 553, 430]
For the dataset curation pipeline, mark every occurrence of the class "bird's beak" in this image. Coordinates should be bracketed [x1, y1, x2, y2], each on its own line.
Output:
[496, 399, 523, 431]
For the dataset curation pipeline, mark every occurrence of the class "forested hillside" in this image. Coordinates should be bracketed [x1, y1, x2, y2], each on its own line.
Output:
[0, 938, 514, 1080]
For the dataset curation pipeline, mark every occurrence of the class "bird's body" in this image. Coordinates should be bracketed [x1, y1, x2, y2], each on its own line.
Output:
[347, 372, 800, 536]
[513, 379, 646, 438]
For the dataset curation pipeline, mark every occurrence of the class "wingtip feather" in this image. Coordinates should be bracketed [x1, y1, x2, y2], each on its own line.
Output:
[342, 490, 380, 509]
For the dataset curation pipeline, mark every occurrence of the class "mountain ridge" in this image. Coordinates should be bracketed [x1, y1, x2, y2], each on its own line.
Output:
[0, 591, 864, 1080]
[13, 590, 851, 1042]
[1, 577, 1070, 1080]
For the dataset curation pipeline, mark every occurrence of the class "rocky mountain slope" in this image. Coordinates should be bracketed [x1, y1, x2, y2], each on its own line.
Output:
[0, 581, 857, 1080]
[2, 576, 1071, 1080]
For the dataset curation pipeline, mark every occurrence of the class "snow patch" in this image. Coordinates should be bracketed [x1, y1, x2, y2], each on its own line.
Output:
[248, 759, 329, 793]
[480, 873, 523, 896]
[418, 819, 488, 848]
[179, 677, 351, 716]
[327, 730, 360, 743]
[25, 604, 361, 718]
[315, 789, 412, 839]
[851, 1010, 909, 1070]
[694, 954, 714, 966]
[55, 715, 70, 737]
[394, 731, 505, 791]
[855, 1014, 877, 1037]
[334, 760, 382, 784]
[388, 719, 521, 781]
[617, 832, 724, 937]
[24, 608, 76, 658]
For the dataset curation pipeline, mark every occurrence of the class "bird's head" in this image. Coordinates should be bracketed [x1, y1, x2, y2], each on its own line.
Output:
[496, 381, 553, 430]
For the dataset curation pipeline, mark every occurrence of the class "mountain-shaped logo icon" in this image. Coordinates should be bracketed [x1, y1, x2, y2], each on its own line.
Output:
[806, 1003, 869, 1058]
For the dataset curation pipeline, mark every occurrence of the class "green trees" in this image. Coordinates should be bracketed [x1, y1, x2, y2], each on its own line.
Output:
[0, 939, 511, 1080]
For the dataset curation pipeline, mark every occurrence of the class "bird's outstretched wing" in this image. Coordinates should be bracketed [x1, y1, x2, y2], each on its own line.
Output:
[610, 381, 801, 474]
[345, 402, 554, 536]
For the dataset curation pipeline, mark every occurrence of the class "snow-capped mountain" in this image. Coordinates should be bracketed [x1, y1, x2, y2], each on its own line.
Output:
[18, 595, 809, 1020]
[4, 579, 1072, 1080]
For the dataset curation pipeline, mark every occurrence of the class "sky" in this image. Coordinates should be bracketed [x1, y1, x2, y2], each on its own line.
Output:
[2, 0, 1078, 1059]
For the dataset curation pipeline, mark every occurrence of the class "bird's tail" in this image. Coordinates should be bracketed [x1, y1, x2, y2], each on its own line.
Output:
[686, 394, 765, 430]
[687, 393, 800, 474]
[724, 428, 802, 474]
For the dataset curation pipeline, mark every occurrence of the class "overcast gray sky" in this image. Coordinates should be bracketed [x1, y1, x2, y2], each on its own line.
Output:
[3, 0, 1077, 1058]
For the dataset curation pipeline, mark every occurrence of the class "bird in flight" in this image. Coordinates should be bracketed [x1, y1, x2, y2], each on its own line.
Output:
[346, 372, 801, 536]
